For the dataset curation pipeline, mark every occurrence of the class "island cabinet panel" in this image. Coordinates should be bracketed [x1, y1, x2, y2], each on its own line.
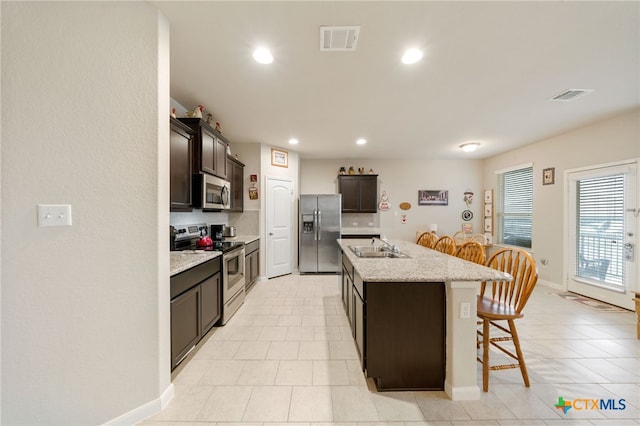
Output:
[365, 281, 446, 391]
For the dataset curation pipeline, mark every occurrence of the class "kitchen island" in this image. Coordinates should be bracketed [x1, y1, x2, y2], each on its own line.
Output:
[338, 238, 510, 401]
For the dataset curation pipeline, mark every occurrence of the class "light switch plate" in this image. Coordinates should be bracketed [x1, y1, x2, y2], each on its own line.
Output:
[38, 204, 72, 227]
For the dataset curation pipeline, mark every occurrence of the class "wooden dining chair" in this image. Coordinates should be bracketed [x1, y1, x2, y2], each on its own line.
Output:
[416, 231, 438, 249]
[454, 241, 486, 264]
[472, 233, 490, 245]
[477, 248, 538, 392]
[433, 235, 456, 255]
[452, 231, 467, 245]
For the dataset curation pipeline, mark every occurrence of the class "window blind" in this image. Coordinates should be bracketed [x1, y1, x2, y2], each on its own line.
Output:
[575, 173, 624, 287]
[498, 166, 533, 248]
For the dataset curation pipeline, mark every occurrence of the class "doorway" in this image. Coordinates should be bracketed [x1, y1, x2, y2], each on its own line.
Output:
[266, 176, 294, 278]
[567, 161, 638, 310]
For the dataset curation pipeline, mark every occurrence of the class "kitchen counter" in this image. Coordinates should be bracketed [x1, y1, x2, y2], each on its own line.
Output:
[337, 238, 511, 401]
[170, 251, 222, 276]
[338, 239, 509, 283]
[223, 235, 259, 244]
[340, 227, 381, 236]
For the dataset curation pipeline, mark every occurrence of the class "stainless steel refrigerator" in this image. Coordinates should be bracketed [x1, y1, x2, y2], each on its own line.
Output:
[299, 194, 342, 273]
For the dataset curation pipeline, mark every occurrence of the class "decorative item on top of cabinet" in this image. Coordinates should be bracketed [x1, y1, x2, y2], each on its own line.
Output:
[338, 174, 378, 213]
[226, 155, 245, 212]
[185, 105, 204, 118]
[179, 118, 229, 180]
[170, 118, 194, 212]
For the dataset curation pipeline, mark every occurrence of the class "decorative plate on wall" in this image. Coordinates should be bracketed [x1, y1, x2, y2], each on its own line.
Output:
[399, 202, 412, 210]
[461, 210, 473, 221]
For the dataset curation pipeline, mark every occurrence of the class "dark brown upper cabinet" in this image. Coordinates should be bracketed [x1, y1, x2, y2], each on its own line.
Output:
[170, 118, 194, 212]
[338, 175, 378, 213]
[178, 118, 229, 180]
[226, 156, 245, 212]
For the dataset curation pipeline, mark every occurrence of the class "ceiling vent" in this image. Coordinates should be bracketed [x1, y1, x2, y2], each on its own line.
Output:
[549, 89, 594, 102]
[320, 26, 360, 51]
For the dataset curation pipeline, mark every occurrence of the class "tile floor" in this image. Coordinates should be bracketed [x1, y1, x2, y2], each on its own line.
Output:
[142, 274, 640, 426]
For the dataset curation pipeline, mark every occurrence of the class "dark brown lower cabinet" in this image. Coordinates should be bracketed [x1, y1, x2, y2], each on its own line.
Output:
[170, 286, 201, 369]
[200, 274, 221, 334]
[244, 239, 260, 291]
[170, 257, 222, 370]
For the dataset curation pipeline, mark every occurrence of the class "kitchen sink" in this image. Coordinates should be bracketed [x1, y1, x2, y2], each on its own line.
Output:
[349, 245, 410, 258]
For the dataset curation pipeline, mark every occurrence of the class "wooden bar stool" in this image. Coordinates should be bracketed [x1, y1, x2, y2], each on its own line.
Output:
[477, 248, 538, 392]
[454, 241, 486, 264]
[416, 231, 438, 249]
[433, 235, 456, 255]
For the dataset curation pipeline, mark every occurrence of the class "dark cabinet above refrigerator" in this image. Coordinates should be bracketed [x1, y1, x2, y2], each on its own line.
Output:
[338, 175, 378, 213]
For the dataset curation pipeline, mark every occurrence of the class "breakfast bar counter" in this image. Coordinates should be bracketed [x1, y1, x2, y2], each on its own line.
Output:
[337, 238, 510, 401]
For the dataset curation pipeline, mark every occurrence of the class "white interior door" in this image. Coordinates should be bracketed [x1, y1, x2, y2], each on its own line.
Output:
[266, 177, 294, 278]
[567, 161, 637, 310]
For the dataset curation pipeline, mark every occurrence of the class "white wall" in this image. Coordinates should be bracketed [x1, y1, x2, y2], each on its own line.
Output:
[482, 108, 640, 288]
[1, 2, 171, 424]
[300, 159, 485, 242]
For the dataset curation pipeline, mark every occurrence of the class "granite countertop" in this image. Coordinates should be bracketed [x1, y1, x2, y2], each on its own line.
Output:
[341, 227, 382, 235]
[170, 251, 222, 277]
[223, 235, 259, 244]
[338, 238, 511, 283]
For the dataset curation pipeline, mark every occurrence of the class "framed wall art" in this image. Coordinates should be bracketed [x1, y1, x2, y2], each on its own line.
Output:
[483, 189, 494, 236]
[543, 167, 555, 185]
[271, 148, 288, 168]
[418, 190, 448, 206]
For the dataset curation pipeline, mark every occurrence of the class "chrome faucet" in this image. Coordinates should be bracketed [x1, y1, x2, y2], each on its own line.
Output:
[376, 237, 400, 252]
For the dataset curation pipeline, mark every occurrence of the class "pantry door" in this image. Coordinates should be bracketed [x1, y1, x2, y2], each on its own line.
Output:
[567, 161, 637, 310]
[266, 176, 294, 278]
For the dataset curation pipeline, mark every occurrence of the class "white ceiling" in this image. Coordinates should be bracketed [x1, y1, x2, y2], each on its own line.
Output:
[153, 1, 640, 160]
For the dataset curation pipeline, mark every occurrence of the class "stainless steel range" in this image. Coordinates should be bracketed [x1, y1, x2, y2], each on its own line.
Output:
[171, 223, 245, 325]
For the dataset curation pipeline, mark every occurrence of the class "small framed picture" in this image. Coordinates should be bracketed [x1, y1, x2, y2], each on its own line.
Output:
[484, 204, 492, 217]
[271, 148, 288, 168]
[462, 223, 473, 234]
[484, 189, 493, 203]
[271, 148, 289, 167]
[484, 217, 493, 233]
[543, 167, 555, 185]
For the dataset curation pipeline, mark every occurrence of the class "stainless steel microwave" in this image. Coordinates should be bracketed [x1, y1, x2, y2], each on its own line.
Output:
[193, 173, 230, 210]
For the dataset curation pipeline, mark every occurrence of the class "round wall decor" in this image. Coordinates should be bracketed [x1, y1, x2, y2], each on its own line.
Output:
[462, 210, 473, 221]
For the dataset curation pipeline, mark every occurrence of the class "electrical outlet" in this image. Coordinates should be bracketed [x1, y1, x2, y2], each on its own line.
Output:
[37, 204, 72, 227]
[460, 302, 471, 319]
[353, 222, 358, 226]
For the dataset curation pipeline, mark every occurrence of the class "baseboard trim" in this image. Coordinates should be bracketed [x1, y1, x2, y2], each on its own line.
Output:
[538, 278, 564, 291]
[444, 381, 481, 400]
[103, 383, 174, 425]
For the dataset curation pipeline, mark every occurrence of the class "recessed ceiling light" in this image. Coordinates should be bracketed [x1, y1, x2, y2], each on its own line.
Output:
[459, 142, 480, 152]
[289, 138, 299, 145]
[401, 48, 423, 65]
[356, 138, 367, 145]
[253, 47, 273, 64]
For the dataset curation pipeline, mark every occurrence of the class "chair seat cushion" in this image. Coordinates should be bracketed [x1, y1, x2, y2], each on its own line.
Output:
[477, 296, 524, 320]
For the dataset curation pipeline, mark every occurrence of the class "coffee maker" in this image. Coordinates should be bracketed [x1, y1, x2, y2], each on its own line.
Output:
[210, 224, 224, 241]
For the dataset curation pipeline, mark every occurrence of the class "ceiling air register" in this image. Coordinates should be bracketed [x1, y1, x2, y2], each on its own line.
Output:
[320, 26, 360, 51]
